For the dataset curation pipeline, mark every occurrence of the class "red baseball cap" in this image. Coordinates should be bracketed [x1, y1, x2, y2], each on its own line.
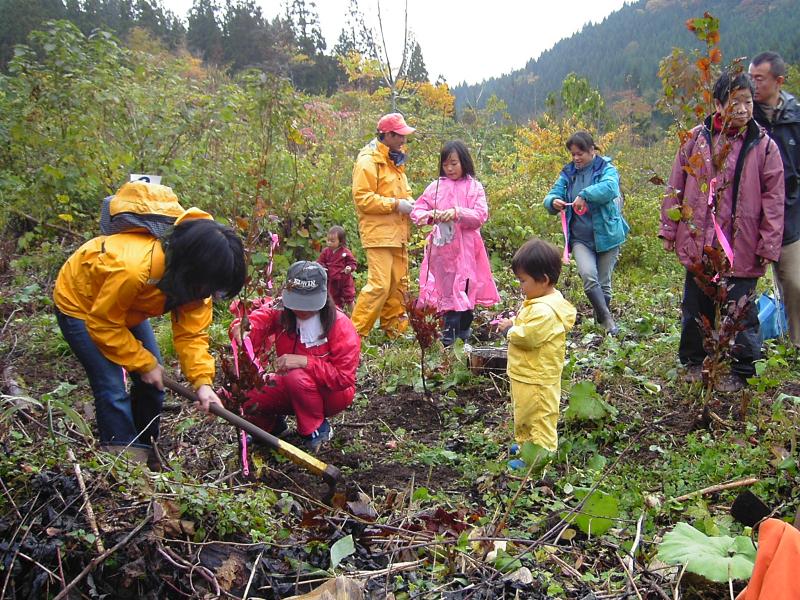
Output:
[377, 113, 415, 135]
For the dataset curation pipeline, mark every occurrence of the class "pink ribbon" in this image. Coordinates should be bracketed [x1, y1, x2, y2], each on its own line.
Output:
[707, 177, 735, 268]
[227, 333, 264, 477]
[558, 202, 587, 264]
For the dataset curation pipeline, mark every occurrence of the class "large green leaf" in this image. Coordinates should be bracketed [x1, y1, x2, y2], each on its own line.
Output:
[564, 381, 618, 422]
[329, 534, 355, 569]
[657, 522, 756, 582]
[563, 488, 619, 536]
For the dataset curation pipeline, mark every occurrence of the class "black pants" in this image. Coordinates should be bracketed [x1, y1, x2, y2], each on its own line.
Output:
[679, 270, 761, 378]
[442, 310, 474, 346]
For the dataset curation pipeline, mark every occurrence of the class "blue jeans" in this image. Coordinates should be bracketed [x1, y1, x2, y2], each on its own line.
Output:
[55, 309, 164, 448]
[571, 242, 620, 300]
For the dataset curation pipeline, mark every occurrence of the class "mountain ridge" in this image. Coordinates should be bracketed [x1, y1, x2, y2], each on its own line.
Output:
[453, 0, 800, 122]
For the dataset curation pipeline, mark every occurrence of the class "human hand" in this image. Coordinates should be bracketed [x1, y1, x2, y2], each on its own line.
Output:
[758, 256, 771, 266]
[140, 364, 165, 390]
[662, 238, 675, 252]
[397, 199, 414, 215]
[195, 384, 224, 413]
[275, 354, 308, 373]
[497, 318, 514, 333]
[573, 196, 587, 215]
[436, 208, 456, 222]
[551, 198, 567, 211]
[344, 265, 352, 274]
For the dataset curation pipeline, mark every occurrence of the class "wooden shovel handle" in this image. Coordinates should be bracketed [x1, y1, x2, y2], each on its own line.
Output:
[162, 375, 340, 486]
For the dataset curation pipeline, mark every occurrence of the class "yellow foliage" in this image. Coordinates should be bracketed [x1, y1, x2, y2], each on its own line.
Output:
[337, 51, 383, 85]
[505, 115, 629, 183]
[406, 81, 454, 117]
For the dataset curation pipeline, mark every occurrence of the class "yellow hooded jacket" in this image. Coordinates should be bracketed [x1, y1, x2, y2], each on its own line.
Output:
[506, 290, 577, 384]
[352, 139, 411, 248]
[53, 182, 215, 388]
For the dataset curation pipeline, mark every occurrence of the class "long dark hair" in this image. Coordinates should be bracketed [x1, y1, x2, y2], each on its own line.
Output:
[158, 219, 246, 311]
[439, 140, 476, 178]
[280, 294, 338, 337]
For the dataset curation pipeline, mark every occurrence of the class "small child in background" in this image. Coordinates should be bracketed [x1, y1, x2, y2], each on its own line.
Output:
[318, 225, 357, 312]
[497, 239, 576, 467]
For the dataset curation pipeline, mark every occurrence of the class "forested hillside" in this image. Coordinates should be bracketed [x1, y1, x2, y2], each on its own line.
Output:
[453, 0, 800, 121]
[0, 0, 431, 96]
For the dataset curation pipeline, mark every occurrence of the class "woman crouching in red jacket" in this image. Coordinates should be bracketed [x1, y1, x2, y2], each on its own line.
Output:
[233, 261, 361, 453]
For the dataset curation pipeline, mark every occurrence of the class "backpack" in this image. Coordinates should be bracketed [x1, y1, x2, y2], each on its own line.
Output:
[100, 179, 185, 238]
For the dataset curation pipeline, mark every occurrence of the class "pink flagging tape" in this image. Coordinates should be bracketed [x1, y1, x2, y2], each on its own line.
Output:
[558, 201, 587, 265]
[707, 177, 734, 268]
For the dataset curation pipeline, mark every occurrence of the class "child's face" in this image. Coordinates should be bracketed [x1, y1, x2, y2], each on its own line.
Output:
[516, 270, 550, 300]
[326, 232, 340, 248]
[442, 151, 464, 181]
[716, 88, 753, 130]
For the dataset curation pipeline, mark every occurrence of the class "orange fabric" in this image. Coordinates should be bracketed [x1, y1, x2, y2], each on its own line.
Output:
[736, 519, 800, 600]
[54, 205, 216, 388]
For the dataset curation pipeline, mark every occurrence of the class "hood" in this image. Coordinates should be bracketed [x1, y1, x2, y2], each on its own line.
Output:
[174, 207, 213, 225]
[562, 154, 609, 179]
[531, 290, 576, 332]
[357, 138, 407, 167]
[776, 90, 800, 124]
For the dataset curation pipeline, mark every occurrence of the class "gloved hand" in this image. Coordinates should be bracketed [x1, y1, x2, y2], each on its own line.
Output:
[397, 199, 414, 215]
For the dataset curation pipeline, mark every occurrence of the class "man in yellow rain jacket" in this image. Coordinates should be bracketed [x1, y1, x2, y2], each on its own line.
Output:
[54, 180, 245, 465]
[351, 113, 416, 338]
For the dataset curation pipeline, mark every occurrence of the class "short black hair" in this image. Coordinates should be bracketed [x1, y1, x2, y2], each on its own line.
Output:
[158, 219, 246, 310]
[751, 51, 786, 79]
[328, 225, 347, 246]
[566, 131, 600, 154]
[713, 70, 755, 106]
[439, 140, 476, 178]
[511, 238, 562, 285]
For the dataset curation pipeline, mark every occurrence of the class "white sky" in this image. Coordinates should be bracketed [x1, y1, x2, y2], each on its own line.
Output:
[162, 0, 630, 85]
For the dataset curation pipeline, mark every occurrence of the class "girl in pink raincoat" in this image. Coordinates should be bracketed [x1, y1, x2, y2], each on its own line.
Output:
[411, 140, 500, 345]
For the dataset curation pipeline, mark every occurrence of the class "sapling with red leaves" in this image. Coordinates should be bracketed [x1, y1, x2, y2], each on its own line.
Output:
[658, 13, 785, 400]
[404, 292, 443, 396]
[686, 246, 753, 406]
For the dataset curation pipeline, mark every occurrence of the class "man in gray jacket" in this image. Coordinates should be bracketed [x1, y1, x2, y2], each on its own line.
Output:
[750, 52, 800, 345]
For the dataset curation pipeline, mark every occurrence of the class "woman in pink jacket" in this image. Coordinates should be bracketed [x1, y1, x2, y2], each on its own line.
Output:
[233, 261, 361, 452]
[411, 140, 500, 345]
[660, 71, 784, 392]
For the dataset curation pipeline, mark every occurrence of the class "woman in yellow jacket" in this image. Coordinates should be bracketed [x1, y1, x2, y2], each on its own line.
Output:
[53, 181, 245, 464]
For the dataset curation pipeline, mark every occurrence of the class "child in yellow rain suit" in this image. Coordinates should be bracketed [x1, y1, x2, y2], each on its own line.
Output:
[497, 239, 576, 464]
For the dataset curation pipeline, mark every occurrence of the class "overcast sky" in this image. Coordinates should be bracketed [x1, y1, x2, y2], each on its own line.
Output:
[162, 0, 630, 85]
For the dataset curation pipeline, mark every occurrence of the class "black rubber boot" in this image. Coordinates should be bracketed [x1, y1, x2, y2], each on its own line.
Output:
[457, 310, 474, 342]
[586, 287, 618, 335]
[442, 311, 461, 347]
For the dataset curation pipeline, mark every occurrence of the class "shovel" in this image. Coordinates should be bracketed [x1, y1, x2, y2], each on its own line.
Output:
[162, 375, 340, 500]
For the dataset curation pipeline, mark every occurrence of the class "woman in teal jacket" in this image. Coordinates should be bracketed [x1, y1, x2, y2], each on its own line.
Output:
[544, 131, 629, 334]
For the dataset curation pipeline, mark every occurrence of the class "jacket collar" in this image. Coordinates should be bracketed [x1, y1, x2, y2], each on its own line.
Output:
[369, 138, 407, 169]
[702, 114, 762, 147]
[562, 154, 606, 178]
[775, 90, 800, 124]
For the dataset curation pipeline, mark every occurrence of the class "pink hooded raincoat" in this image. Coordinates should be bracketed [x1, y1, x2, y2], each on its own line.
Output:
[411, 176, 500, 312]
